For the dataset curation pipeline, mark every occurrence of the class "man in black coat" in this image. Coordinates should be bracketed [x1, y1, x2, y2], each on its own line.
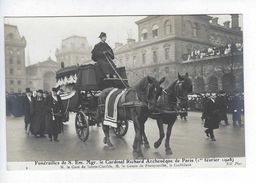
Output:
[23, 88, 33, 133]
[91, 32, 117, 79]
[215, 90, 229, 125]
[31, 89, 46, 137]
[45, 87, 64, 142]
[203, 94, 220, 141]
[231, 91, 243, 127]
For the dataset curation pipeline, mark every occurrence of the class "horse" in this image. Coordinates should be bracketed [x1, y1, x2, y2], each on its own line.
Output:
[97, 76, 165, 158]
[150, 73, 193, 154]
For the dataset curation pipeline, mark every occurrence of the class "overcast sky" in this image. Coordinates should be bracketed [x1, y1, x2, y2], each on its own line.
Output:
[4, 15, 242, 66]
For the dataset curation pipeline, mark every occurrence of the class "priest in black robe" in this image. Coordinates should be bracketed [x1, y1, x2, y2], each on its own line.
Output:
[91, 32, 117, 78]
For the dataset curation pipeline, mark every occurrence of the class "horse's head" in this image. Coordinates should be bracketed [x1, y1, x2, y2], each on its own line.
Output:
[175, 73, 193, 98]
[136, 76, 165, 111]
[145, 76, 165, 110]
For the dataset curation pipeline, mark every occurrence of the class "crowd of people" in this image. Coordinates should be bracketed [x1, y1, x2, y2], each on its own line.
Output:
[186, 90, 244, 141]
[7, 87, 64, 142]
[6, 87, 244, 142]
[182, 42, 243, 61]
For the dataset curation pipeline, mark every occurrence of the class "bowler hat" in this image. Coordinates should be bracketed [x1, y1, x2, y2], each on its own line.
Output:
[98, 32, 106, 38]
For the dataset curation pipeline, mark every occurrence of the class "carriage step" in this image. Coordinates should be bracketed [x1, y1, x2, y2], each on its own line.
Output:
[103, 78, 128, 81]
[122, 101, 144, 107]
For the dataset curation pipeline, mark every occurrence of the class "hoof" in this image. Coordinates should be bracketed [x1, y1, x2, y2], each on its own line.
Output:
[154, 141, 161, 149]
[107, 145, 115, 150]
[165, 148, 173, 155]
[144, 143, 150, 149]
[133, 151, 144, 159]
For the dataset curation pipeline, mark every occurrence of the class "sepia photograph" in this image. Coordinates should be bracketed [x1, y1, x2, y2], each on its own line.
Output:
[4, 14, 245, 170]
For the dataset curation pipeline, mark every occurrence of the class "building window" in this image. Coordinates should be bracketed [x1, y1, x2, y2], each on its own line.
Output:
[192, 23, 199, 37]
[141, 29, 148, 41]
[164, 20, 172, 35]
[17, 50, 20, 55]
[18, 88, 22, 93]
[153, 50, 158, 63]
[9, 49, 13, 55]
[7, 33, 14, 39]
[17, 59, 21, 65]
[9, 58, 13, 64]
[165, 66, 169, 74]
[9, 68, 14, 75]
[132, 55, 136, 67]
[10, 80, 14, 85]
[81, 43, 85, 47]
[165, 47, 170, 60]
[142, 53, 146, 64]
[17, 80, 21, 85]
[152, 25, 159, 38]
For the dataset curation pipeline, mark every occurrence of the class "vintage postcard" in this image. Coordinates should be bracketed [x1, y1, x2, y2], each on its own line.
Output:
[4, 14, 245, 170]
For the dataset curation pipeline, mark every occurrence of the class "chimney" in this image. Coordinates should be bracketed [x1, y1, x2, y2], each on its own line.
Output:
[127, 38, 136, 45]
[231, 14, 240, 31]
[211, 17, 219, 25]
[223, 21, 230, 29]
[115, 42, 123, 48]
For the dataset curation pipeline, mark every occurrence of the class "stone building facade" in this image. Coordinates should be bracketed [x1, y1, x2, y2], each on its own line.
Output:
[55, 35, 91, 67]
[5, 24, 27, 93]
[26, 57, 60, 92]
[114, 15, 243, 93]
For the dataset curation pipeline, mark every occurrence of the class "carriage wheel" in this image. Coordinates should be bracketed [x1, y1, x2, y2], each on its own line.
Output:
[113, 120, 129, 137]
[75, 111, 89, 142]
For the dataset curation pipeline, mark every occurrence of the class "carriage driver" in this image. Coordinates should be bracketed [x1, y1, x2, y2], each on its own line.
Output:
[91, 32, 117, 79]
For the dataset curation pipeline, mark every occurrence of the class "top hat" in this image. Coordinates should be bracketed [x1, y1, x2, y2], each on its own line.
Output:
[98, 32, 106, 38]
[25, 88, 31, 93]
[37, 89, 43, 93]
[52, 86, 60, 92]
[218, 90, 226, 94]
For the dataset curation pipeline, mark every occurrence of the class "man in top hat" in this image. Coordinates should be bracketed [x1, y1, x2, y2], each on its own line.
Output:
[24, 88, 33, 133]
[45, 87, 64, 142]
[91, 32, 117, 79]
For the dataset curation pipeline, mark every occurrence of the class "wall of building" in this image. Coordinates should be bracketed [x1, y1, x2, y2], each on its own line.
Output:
[55, 36, 91, 67]
[5, 24, 27, 93]
[114, 15, 243, 91]
[26, 59, 60, 91]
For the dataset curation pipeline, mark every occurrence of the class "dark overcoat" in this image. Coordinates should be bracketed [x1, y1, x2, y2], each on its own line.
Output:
[31, 97, 45, 135]
[215, 95, 228, 120]
[203, 98, 220, 129]
[91, 41, 116, 77]
[24, 95, 33, 125]
[45, 94, 63, 135]
[231, 96, 242, 122]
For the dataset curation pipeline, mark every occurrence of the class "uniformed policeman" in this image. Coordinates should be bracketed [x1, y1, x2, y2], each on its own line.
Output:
[91, 32, 117, 79]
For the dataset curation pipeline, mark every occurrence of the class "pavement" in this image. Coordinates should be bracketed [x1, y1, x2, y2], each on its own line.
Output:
[6, 112, 245, 161]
